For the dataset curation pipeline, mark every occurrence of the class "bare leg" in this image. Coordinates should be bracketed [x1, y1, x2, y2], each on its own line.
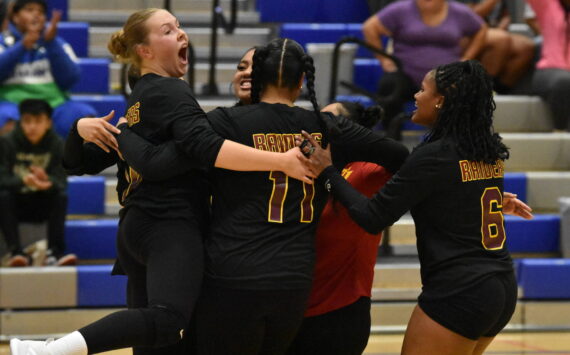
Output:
[478, 28, 511, 77]
[472, 336, 495, 355]
[401, 305, 477, 355]
[499, 33, 535, 87]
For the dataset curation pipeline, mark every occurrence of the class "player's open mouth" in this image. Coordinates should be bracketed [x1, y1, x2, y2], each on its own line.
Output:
[179, 46, 188, 64]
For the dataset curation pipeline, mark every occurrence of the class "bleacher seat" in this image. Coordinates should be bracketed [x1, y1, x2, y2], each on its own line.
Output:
[260, 0, 368, 23]
[65, 219, 118, 259]
[505, 173, 528, 202]
[77, 265, 126, 307]
[58, 22, 89, 58]
[353, 59, 383, 93]
[518, 259, 570, 299]
[506, 215, 560, 253]
[281, 23, 347, 49]
[47, 0, 68, 21]
[70, 95, 127, 124]
[72, 58, 111, 94]
[67, 176, 106, 215]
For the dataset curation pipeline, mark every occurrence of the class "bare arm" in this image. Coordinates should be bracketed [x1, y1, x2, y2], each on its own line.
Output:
[214, 140, 314, 184]
[468, 0, 501, 18]
[461, 24, 488, 61]
[362, 15, 397, 72]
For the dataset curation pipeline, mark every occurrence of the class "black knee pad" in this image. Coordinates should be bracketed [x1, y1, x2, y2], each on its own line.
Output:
[139, 304, 188, 348]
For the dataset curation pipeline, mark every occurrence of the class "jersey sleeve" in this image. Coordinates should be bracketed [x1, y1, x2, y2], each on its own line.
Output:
[116, 124, 197, 181]
[320, 144, 444, 234]
[328, 113, 409, 174]
[160, 80, 225, 167]
[62, 119, 118, 176]
[206, 107, 239, 139]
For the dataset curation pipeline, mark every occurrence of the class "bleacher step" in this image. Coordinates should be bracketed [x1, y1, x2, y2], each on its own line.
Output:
[69, 0, 251, 12]
[89, 27, 269, 58]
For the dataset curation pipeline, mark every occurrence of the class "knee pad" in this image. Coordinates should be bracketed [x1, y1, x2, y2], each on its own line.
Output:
[139, 305, 188, 348]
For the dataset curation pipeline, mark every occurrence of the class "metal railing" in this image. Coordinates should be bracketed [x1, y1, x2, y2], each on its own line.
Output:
[328, 36, 401, 103]
[120, 41, 195, 98]
[202, 0, 238, 95]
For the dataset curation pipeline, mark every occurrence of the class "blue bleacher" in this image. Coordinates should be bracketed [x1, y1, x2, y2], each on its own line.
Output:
[77, 265, 127, 307]
[67, 176, 106, 215]
[518, 259, 570, 299]
[72, 58, 111, 94]
[47, 0, 68, 21]
[504, 173, 528, 202]
[260, 0, 369, 23]
[70, 95, 127, 124]
[506, 215, 560, 253]
[65, 219, 118, 259]
[58, 22, 89, 58]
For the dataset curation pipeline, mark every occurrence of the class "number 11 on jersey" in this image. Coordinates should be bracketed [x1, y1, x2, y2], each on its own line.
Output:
[268, 171, 315, 223]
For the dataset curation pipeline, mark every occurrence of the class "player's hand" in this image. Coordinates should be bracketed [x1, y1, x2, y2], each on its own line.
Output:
[22, 173, 37, 187]
[295, 130, 332, 177]
[280, 147, 315, 184]
[44, 10, 61, 42]
[77, 111, 121, 153]
[503, 192, 533, 220]
[30, 166, 48, 181]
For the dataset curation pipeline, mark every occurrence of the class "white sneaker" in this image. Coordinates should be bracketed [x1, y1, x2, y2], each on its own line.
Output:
[10, 338, 53, 355]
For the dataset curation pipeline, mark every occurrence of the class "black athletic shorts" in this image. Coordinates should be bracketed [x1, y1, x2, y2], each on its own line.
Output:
[418, 271, 517, 340]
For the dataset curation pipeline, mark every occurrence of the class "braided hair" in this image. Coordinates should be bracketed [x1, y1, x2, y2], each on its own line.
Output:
[425, 60, 509, 164]
[335, 101, 383, 129]
[251, 38, 329, 147]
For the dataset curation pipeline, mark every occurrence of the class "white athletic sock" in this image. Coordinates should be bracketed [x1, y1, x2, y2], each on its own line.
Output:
[46, 331, 88, 355]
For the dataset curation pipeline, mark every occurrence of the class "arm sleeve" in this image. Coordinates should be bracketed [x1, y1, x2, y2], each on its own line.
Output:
[44, 37, 80, 90]
[0, 139, 23, 190]
[62, 120, 117, 175]
[0, 40, 26, 83]
[46, 137, 67, 191]
[320, 146, 443, 234]
[328, 113, 409, 174]
[116, 124, 197, 181]
[164, 81, 225, 166]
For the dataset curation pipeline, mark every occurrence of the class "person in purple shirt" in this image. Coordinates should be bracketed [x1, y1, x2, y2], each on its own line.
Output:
[362, 0, 486, 137]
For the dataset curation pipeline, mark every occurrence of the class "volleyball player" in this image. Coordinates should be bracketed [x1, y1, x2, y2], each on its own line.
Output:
[300, 60, 523, 355]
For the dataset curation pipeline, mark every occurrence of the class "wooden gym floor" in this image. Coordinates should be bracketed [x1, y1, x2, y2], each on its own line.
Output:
[2, 331, 570, 354]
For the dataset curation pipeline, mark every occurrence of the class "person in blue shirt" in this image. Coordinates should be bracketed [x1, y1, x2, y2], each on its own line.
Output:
[0, 0, 96, 137]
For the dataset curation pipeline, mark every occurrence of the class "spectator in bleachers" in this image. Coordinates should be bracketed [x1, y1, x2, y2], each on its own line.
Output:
[0, 98, 76, 267]
[456, 0, 535, 93]
[0, 0, 96, 137]
[527, 0, 570, 131]
[362, 0, 486, 137]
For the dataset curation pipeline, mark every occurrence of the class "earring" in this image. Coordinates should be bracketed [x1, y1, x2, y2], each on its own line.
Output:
[435, 104, 441, 109]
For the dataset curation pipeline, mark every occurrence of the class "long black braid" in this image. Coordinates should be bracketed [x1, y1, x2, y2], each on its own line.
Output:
[425, 60, 509, 164]
[250, 38, 330, 147]
[250, 45, 270, 106]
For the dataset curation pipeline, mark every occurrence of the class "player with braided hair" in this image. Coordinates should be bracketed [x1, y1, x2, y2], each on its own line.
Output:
[301, 60, 527, 355]
[114, 37, 408, 355]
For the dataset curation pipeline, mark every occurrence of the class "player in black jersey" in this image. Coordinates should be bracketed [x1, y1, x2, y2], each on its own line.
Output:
[113, 38, 408, 355]
[302, 60, 527, 355]
[9, 10, 317, 355]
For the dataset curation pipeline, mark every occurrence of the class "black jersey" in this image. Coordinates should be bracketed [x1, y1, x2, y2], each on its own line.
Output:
[321, 138, 513, 299]
[204, 102, 409, 290]
[64, 73, 224, 221]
